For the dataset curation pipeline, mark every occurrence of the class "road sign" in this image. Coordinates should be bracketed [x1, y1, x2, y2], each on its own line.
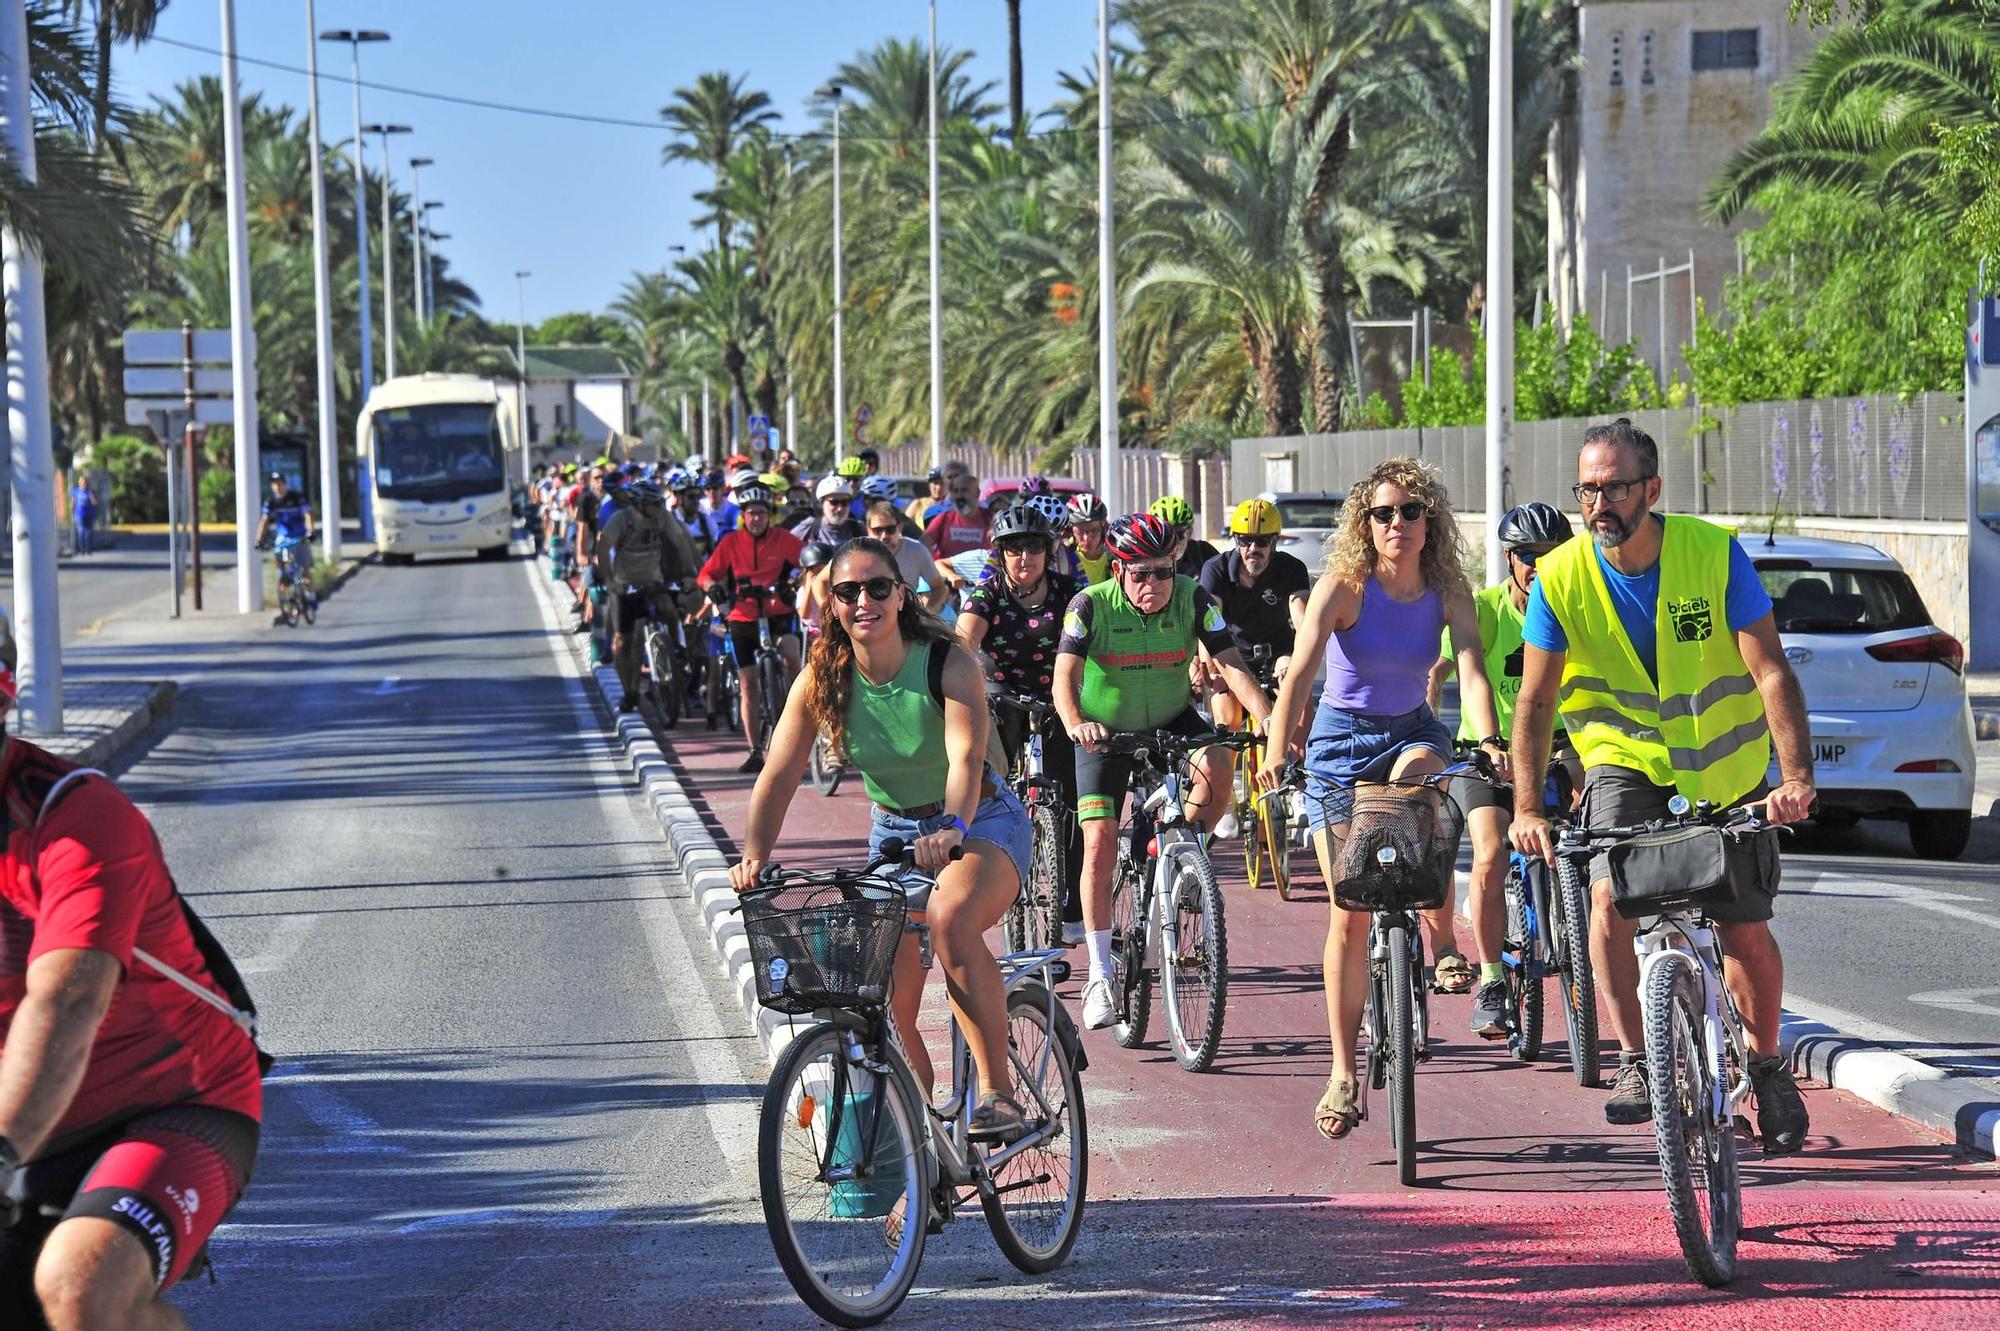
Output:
[122, 328, 231, 366]
[124, 396, 232, 427]
[122, 366, 235, 397]
[854, 401, 873, 446]
[747, 413, 771, 448]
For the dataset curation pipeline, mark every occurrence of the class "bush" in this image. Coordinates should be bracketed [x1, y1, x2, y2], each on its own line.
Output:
[91, 434, 168, 523]
[199, 466, 236, 524]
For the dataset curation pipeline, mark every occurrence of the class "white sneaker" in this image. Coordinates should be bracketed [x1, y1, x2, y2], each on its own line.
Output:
[1213, 809, 1241, 840]
[1081, 977, 1118, 1030]
[1062, 920, 1085, 946]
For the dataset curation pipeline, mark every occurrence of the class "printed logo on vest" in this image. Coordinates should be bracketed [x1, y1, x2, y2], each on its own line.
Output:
[1668, 595, 1714, 643]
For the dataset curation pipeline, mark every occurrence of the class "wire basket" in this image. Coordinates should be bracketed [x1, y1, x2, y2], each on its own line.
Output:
[740, 881, 908, 1015]
[1322, 781, 1466, 912]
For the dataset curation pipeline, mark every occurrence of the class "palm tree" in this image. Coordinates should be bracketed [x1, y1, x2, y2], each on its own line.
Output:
[660, 71, 778, 256]
[400, 315, 516, 378]
[674, 246, 762, 444]
[129, 76, 289, 248]
[62, 0, 165, 151]
[1006, 0, 1025, 138]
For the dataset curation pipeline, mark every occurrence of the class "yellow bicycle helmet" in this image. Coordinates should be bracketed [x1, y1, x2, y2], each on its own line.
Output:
[1229, 497, 1282, 537]
[1148, 495, 1195, 528]
[835, 456, 868, 479]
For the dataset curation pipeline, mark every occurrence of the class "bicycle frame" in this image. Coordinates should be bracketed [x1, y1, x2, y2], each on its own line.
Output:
[1634, 915, 1753, 1132]
[1125, 753, 1205, 972]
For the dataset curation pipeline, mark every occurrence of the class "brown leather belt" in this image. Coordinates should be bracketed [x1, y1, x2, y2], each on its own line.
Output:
[876, 773, 999, 821]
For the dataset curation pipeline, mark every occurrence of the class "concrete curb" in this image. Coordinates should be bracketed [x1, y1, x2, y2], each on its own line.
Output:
[1781, 1012, 1998, 1157]
[530, 563, 797, 1064]
[72, 681, 179, 770]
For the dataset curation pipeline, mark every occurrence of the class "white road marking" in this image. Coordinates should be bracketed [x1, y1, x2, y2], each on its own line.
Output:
[359, 675, 420, 695]
[1907, 986, 2000, 1018]
[1790, 868, 2000, 933]
[1784, 996, 2000, 1079]
[238, 913, 318, 975]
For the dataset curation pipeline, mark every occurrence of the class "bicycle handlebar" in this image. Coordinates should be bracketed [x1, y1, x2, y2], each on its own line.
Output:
[989, 688, 1055, 720]
[1100, 729, 1257, 757]
[1555, 801, 1769, 849]
[744, 836, 964, 898]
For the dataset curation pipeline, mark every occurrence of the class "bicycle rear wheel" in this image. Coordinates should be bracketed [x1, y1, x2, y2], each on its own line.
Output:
[1260, 790, 1295, 900]
[1385, 922, 1419, 1186]
[980, 983, 1088, 1274]
[1644, 951, 1740, 1287]
[809, 736, 845, 798]
[757, 654, 784, 752]
[1110, 850, 1150, 1049]
[1553, 856, 1601, 1087]
[1507, 865, 1545, 1062]
[1236, 766, 1266, 893]
[1159, 847, 1228, 1072]
[758, 1022, 929, 1327]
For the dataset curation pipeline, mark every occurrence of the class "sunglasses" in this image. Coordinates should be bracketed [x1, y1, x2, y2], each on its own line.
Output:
[867, 525, 901, 538]
[1368, 501, 1430, 525]
[1122, 564, 1176, 583]
[1233, 534, 1274, 550]
[1511, 546, 1556, 566]
[998, 538, 1048, 557]
[831, 576, 900, 605]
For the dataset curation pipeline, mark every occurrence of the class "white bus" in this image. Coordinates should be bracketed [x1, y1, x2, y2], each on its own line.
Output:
[358, 374, 520, 564]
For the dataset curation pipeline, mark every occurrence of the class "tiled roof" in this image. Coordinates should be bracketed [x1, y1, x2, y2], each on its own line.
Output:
[518, 344, 632, 380]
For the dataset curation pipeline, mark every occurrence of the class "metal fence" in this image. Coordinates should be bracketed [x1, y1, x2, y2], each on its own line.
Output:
[1233, 391, 1968, 523]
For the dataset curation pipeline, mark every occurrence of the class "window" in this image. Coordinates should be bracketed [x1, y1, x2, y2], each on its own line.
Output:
[554, 402, 566, 430]
[1692, 28, 1758, 71]
[1755, 564, 1930, 634]
[527, 404, 539, 443]
[1609, 31, 1624, 87]
[1641, 30, 1655, 85]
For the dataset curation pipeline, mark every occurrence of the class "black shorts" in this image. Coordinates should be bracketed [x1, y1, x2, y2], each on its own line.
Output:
[728, 615, 798, 664]
[606, 585, 660, 637]
[1580, 765, 1775, 923]
[1073, 707, 1215, 823]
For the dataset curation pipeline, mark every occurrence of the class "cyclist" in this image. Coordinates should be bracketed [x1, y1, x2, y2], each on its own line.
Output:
[696, 483, 804, 774]
[1147, 496, 1218, 580]
[729, 538, 1035, 1140]
[924, 471, 991, 559]
[0, 694, 263, 1328]
[794, 475, 864, 547]
[906, 465, 949, 529]
[254, 471, 316, 606]
[794, 540, 838, 641]
[1424, 500, 1578, 1038]
[857, 476, 919, 538]
[700, 469, 739, 533]
[1056, 513, 1274, 1030]
[1063, 493, 1112, 584]
[598, 480, 689, 714]
[1510, 419, 1813, 1149]
[862, 500, 949, 613]
[1257, 457, 1509, 1139]
[957, 504, 1086, 945]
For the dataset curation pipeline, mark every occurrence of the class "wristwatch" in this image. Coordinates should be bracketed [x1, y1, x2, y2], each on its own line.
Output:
[1479, 735, 1509, 750]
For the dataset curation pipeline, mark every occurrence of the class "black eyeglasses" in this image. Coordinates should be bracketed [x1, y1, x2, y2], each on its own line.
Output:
[1367, 501, 1430, 525]
[1511, 546, 1556, 566]
[1571, 476, 1652, 505]
[998, 538, 1048, 557]
[1233, 534, 1275, 549]
[866, 525, 901, 539]
[1122, 564, 1175, 583]
[831, 576, 900, 605]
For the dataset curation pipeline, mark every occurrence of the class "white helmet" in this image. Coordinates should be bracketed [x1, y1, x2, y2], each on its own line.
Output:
[859, 475, 898, 502]
[1023, 492, 1071, 534]
[815, 474, 854, 501]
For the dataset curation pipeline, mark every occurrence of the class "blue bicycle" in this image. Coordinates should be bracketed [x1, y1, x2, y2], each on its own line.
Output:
[272, 536, 315, 627]
[1498, 757, 1598, 1084]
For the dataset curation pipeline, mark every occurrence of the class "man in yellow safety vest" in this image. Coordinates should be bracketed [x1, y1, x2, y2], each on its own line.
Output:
[1511, 419, 1815, 1152]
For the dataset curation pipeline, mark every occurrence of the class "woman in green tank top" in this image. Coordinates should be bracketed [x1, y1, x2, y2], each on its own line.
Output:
[731, 539, 1037, 1140]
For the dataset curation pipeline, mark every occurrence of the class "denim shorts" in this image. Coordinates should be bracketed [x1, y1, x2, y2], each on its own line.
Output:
[1303, 702, 1453, 830]
[868, 783, 1031, 910]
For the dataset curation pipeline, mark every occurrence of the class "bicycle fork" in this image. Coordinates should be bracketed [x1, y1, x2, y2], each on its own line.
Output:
[1635, 926, 1752, 1134]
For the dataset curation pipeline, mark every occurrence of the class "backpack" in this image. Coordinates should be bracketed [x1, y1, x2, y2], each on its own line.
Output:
[33, 769, 274, 1077]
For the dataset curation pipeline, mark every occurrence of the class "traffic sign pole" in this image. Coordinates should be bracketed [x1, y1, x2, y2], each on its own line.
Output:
[183, 321, 205, 610]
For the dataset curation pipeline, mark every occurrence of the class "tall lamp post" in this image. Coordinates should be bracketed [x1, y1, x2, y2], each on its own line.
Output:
[362, 122, 412, 380]
[220, 0, 262, 613]
[317, 28, 386, 395]
[816, 83, 845, 463]
[926, 1, 944, 470]
[423, 220, 447, 319]
[1483, 0, 1513, 585]
[304, 0, 341, 565]
[514, 269, 531, 484]
[1096, 0, 1120, 516]
[408, 155, 431, 325]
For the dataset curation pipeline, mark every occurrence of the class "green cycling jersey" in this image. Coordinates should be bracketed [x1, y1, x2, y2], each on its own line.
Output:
[1057, 575, 1235, 731]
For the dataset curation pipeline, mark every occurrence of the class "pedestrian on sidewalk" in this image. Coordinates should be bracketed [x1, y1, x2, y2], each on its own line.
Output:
[70, 479, 96, 558]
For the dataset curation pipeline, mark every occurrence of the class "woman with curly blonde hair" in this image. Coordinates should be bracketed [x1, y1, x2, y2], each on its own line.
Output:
[1260, 457, 1510, 1140]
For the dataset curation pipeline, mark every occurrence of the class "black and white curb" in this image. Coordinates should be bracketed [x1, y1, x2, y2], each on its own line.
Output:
[1781, 1012, 1998, 1156]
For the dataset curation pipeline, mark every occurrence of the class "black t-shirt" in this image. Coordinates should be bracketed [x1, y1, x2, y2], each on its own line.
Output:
[1176, 538, 1220, 580]
[1198, 548, 1311, 657]
[961, 571, 1081, 696]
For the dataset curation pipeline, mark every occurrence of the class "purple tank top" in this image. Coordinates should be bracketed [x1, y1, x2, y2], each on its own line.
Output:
[1320, 578, 1443, 715]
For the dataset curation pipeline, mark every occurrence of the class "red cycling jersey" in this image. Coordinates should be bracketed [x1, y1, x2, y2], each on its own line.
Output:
[697, 525, 803, 623]
[0, 742, 263, 1153]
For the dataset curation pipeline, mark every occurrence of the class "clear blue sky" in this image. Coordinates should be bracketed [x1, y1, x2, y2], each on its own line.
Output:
[119, 2, 1104, 326]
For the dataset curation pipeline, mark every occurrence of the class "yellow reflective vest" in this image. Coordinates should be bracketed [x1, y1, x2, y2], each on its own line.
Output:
[1534, 515, 1768, 804]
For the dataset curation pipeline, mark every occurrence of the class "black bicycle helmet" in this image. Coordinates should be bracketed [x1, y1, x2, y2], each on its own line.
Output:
[989, 503, 1054, 548]
[1496, 501, 1574, 550]
[1106, 512, 1177, 563]
[798, 540, 837, 571]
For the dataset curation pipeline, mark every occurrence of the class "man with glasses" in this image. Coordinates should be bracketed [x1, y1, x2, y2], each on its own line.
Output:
[925, 471, 992, 559]
[795, 475, 865, 548]
[1056, 512, 1273, 1029]
[864, 499, 948, 613]
[1511, 418, 1815, 1150]
[696, 484, 804, 774]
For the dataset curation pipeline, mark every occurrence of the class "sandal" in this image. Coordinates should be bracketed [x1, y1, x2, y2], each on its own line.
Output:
[1433, 948, 1476, 995]
[1314, 1074, 1361, 1140]
[969, 1090, 1032, 1144]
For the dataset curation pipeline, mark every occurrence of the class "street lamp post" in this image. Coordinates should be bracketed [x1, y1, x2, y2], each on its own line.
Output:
[424, 221, 446, 317]
[362, 122, 411, 380]
[1096, 0, 1120, 516]
[408, 155, 431, 325]
[514, 269, 531, 484]
[927, 1, 943, 470]
[304, 0, 341, 565]
[220, 0, 262, 613]
[318, 29, 386, 396]
[1484, 0, 1513, 586]
[817, 83, 845, 463]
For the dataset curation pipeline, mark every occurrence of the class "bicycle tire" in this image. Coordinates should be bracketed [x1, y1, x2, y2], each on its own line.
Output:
[1029, 801, 1065, 951]
[302, 589, 317, 625]
[1553, 856, 1601, 1087]
[757, 654, 783, 752]
[1159, 846, 1228, 1072]
[1110, 850, 1150, 1049]
[1235, 762, 1266, 893]
[809, 737, 841, 799]
[279, 586, 300, 627]
[758, 1022, 930, 1327]
[1508, 866, 1545, 1062]
[647, 629, 681, 728]
[1644, 951, 1740, 1287]
[1386, 922, 1419, 1186]
[1263, 790, 1295, 900]
[980, 983, 1089, 1274]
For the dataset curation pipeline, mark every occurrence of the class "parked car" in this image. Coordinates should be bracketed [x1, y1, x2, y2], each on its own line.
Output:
[1257, 490, 1345, 570]
[1750, 535, 1975, 859]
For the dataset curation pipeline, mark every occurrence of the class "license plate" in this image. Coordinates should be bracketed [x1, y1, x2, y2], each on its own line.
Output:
[1811, 740, 1848, 765]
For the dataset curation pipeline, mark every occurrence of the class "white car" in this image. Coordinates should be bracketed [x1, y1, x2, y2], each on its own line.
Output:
[1256, 490, 1344, 571]
[1750, 535, 1976, 859]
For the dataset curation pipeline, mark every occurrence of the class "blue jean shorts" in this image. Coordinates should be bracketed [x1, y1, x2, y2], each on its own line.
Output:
[1303, 702, 1453, 830]
[867, 783, 1032, 910]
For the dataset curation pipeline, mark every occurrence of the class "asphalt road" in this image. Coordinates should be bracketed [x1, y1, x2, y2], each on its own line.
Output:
[0, 530, 240, 645]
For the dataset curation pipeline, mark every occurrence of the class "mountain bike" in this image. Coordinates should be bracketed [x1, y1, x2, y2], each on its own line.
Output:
[1101, 729, 1256, 1073]
[637, 583, 689, 727]
[1227, 645, 1302, 900]
[702, 616, 740, 733]
[272, 536, 315, 627]
[741, 839, 1088, 1327]
[728, 581, 793, 755]
[991, 689, 1067, 954]
[1557, 799, 1782, 1287]
[1312, 759, 1479, 1186]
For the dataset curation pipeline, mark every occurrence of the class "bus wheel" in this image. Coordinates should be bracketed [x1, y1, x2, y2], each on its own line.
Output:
[477, 545, 509, 561]
[381, 552, 415, 567]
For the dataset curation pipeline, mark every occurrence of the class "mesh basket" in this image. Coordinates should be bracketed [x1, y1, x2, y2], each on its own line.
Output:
[740, 882, 907, 1015]
[1324, 782, 1466, 912]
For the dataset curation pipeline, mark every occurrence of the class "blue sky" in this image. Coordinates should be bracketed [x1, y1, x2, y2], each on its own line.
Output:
[119, 2, 1105, 326]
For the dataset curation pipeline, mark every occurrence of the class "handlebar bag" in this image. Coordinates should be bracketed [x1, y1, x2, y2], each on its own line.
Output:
[1605, 824, 1781, 921]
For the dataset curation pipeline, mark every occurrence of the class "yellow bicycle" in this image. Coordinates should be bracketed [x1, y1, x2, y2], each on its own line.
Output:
[1227, 647, 1301, 901]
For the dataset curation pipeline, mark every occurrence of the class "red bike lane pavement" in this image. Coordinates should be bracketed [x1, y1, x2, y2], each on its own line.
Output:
[654, 715, 2000, 1328]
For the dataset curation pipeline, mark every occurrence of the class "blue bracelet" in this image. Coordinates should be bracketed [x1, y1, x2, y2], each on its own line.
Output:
[943, 815, 969, 837]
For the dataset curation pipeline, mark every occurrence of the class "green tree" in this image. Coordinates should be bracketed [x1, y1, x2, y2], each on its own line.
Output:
[660, 71, 778, 257]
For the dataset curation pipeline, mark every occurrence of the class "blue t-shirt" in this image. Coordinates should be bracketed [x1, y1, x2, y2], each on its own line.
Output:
[262, 491, 311, 542]
[1521, 521, 1771, 683]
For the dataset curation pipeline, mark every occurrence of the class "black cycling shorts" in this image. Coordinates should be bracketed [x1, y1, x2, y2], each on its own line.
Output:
[1073, 706, 1216, 823]
[606, 586, 661, 637]
[727, 615, 798, 665]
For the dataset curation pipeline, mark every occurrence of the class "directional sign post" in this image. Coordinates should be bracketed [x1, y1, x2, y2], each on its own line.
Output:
[143, 406, 190, 619]
[124, 323, 229, 611]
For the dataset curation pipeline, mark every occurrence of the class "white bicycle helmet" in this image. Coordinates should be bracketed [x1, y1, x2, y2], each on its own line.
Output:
[1023, 492, 1071, 534]
[815, 474, 854, 501]
[859, 475, 898, 502]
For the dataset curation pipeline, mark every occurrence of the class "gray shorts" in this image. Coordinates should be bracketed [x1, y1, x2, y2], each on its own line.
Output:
[1580, 765, 1775, 923]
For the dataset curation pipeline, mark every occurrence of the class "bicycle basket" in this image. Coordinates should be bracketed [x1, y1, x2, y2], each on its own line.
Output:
[740, 882, 907, 1014]
[1605, 823, 1781, 921]
[1326, 782, 1465, 912]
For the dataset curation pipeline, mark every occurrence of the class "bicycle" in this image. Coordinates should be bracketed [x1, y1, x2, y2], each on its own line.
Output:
[1226, 645, 1301, 900]
[990, 689, 1067, 954]
[740, 838, 1088, 1327]
[272, 536, 315, 627]
[707, 579, 791, 739]
[634, 582, 689, 728]
[809, 735, 847, 797]
[702, 615, 740, 733]
[1101, 728, 1256, 1073]
[1556, 799, 1782, 1287]
[1312, 758, 1479, 1185]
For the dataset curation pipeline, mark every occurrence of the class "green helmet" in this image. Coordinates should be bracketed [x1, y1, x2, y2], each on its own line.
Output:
[835, 456, 868, 479]
[1148, 495, 1195, 528]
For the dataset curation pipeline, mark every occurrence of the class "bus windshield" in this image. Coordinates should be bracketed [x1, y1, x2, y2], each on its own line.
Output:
[373, 403, 505, 501]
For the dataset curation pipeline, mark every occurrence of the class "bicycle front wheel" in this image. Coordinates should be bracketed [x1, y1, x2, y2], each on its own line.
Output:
[1159, 847, 1228, 1072]
[1028, 801, 1065, 951]
[647, 629, 681, 728]
[1508, 865, 1545, 1062]
[758, 1022, 930, 1327]
[1110, 851, 1150, 1049]
[809, 736, 843, 798]
[1385, 922, 1419, 1186]
[981, 982, 1088, 1274]
[1645, 951, 1740, 1287]
[1553, 855, 1601, 1087]
[757, 655, 784, 751]
[301, 587, 317, 625]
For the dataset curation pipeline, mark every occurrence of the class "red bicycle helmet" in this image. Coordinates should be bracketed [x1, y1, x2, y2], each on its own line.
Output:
[1066, 491, 1107, 524]
[1106, 513, 1177, 563]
